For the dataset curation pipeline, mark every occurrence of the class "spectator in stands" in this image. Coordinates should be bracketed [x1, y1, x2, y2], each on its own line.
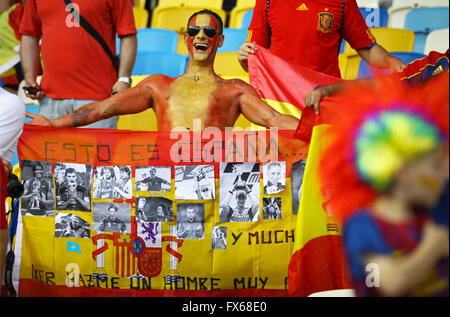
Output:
[26, 9, 300, 132]
[238, 0, 405, 78]
[19, 0, 137, 129]
[304, 49, 449, 114]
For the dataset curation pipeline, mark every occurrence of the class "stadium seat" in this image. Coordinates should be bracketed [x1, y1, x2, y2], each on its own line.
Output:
[359, 7, 388, 27]
[229, 0, 256, 28]
[155, 0, 223, 9]
[214, 52, 248, 77]
[151, 6, 227, 55]
[424, 28, 449, 55]
[388, 0, 449, 28]
[218, 28, 248, 53]
[117, 28, 179, 54]
[343, 28, 415, 55]
[357, 0, 380, 7]
[241, 9, 253, 30]
[151, 6, 227, 32]
[134, 0, 146, 9]
[133, 6, 149, 29]
[404, 7, 449, 53]
[132, 51, 188, 76]
[136, 28, 179, 53]
[357, 51, 427, 78]
[117, 75, 158, 131]
[341, 27, 415, 79]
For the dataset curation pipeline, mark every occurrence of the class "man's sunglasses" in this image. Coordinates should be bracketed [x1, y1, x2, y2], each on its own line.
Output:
[187, 26, 218, 38]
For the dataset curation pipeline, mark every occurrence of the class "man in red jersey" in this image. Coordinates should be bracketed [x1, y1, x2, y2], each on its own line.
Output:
[238, 0, 404, 78]
[26, 10, 300, 132]
[19, 0, 137, 128]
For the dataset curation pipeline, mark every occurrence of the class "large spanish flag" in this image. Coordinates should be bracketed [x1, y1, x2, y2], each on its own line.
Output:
[248, 46, 353, 296]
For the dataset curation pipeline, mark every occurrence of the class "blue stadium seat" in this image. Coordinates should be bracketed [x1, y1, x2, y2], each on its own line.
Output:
[218, 28, 248, 53]
[132, 51, 188, 76]
[241, 9, 253, 30]
[357, 51, 427, 78]
[116, 28, 179, 55]
[136, 28, 179, 53]
[359, 7, 389, 28]
[404, 7, 449, 53]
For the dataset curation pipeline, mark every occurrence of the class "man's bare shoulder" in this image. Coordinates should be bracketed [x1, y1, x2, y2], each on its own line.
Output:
[134, 74, 175, 88]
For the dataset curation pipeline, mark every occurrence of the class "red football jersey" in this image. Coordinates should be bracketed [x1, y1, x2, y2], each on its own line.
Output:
[248, 0, 376, 78]
[20, 0, 137, 100]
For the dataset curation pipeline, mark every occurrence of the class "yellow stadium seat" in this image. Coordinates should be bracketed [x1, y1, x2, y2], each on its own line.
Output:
[340, 27, 415, 79]
[343, 28, 415, 55]
[151, 6, 227, 55]
[229, 0, 256, 28]
[133, 7, 149, 29]
[214, 52, 248, 77]
[339, 54, 363, 80]
[176, 33, 188, 55]
[117, 76, 159, 131]
[155, 0, 223, 9]
[221, 75, 249, 83]
[134, 0, 147, 9]
[151, 6, 226, 33]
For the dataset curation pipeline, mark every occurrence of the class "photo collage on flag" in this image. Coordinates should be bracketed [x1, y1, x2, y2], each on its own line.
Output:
[19, 159, 306, 249]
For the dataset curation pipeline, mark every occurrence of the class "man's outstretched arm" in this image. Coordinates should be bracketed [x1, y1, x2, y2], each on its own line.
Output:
[238, 83, 299, 130]
[27, 83, 154, 128]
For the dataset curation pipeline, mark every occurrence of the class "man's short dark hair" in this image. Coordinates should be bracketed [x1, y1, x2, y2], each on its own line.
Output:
[187, 9, 224, 35]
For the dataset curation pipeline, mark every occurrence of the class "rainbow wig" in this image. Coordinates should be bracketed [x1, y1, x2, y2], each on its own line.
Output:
[319, 73, 449, 222]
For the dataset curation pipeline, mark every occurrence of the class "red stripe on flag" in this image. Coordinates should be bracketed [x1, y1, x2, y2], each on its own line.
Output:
[248, 45, 343, 110]
[288, 235, 353, 297]
[248, 45, 346, 143]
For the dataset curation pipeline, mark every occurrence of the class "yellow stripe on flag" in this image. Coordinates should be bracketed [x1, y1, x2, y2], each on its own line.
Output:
[233, 99, 303, 131]
[294, 124, 341, 252]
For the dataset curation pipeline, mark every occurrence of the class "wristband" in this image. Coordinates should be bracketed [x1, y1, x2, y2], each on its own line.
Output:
[118, 76, 132, 85]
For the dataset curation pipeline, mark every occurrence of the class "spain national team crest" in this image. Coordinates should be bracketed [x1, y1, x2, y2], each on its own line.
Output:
[317, 12, 334, 33]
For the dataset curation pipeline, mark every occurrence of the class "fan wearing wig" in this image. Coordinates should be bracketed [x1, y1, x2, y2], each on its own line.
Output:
[319, 73, 449, 297]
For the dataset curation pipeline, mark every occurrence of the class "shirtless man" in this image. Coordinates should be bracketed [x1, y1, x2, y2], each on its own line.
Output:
[26, 10, 299, 132]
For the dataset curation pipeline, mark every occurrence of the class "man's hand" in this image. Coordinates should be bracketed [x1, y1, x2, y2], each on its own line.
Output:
[386, 55, 406, 73]
[304, 88, 323, 115]
[111, 81, 130, 95]
[238, 42, 257, 72]
[25, 111, 52, 126]
[23, 80, 44, 100]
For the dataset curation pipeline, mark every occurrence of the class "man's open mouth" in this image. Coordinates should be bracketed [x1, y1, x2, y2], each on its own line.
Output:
[194, 43, 209, 51]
